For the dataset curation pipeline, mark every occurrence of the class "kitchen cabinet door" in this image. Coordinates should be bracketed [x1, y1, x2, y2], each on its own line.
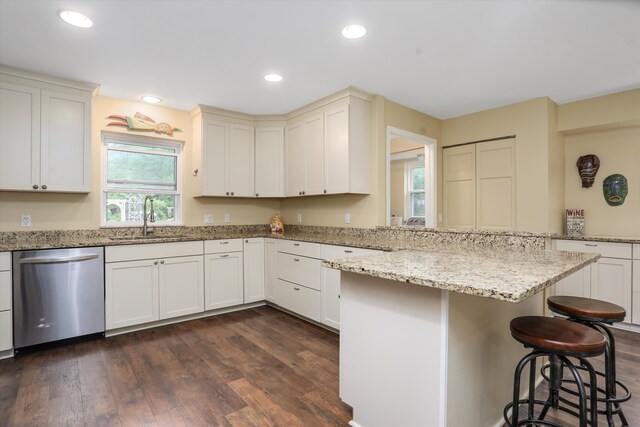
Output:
[554, 266, 591, 298]
[204, 252, 244, 310]
[475, 139, 516, 230]
[255, 126, 284, 197]
[0, 81, 40, 191]
[40, 90, 91, 192]
[228, 124, 255, 197]
[106, 259, 159, 330]
[264, 239, 278, 303]
[304, 114, 325, 195]
[633, 260, 640, 325]
[243, 238, 265, 303]
[324, 104, 349, 194]
[159, 255, 204, 320]
[443, 144, 476, 228]
[276, 279, 321, 322]
[591, 257, 632, 322]
[285, 121, 305, 196]
[0, 311, 11, 352]
[201, 119, 228, 196]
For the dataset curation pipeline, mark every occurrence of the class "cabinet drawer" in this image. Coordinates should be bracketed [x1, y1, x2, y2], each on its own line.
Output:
[0, 253, 10, 271]
[277, 252, 321, 290]
[0, 311, 11, 351]
[321, 244, 381, 260]
[554, 240, 632, 259]
[0, 271, 10, 311]
[204, 239, 243, 254]
[634, 244, 640, 260]
[633, 293, 640, 325]
[276, 279, 320, 322]
[634, 260, 640, 291]
[106, 241, 203, 263]
[277, 239, 322, 258]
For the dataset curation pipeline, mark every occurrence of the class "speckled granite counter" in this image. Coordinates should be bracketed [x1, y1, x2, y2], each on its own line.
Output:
[552, 234, 640, 244]
[323, 247, 599, 303]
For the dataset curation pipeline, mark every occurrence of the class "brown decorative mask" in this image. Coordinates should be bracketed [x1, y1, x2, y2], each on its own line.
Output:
[576, 154, 600, 188]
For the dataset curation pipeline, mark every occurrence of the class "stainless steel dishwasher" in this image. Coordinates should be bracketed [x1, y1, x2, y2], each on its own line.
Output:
[13, 246, 105, 353]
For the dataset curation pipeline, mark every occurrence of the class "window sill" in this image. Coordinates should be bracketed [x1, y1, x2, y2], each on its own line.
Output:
[100, 223, 184, 229]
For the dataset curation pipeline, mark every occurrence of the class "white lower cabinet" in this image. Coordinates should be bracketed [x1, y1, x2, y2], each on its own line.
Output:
[265, 239, 278, 303]
[553, 239, 634, 323]
[105, 242, 204, 330]
[243, 238, 265, 303]
[205, 239, 244, 310]
[1, 253, 12, 352]
[276, 279, 321, 322]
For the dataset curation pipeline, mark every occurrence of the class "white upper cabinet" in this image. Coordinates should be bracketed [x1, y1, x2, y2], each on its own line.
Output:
[255, 126, 284, 197]
[285, 90, 372, 197]
[192, 108, 255, 197]
[0, 70, 94, 193]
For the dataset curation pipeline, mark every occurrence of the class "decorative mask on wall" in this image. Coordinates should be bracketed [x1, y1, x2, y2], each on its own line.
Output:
[576, 154, 600, 188]
[603, 174, 628, 206]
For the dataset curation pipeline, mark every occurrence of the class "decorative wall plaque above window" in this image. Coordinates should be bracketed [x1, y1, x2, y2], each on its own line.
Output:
[107, 112, 182, 136]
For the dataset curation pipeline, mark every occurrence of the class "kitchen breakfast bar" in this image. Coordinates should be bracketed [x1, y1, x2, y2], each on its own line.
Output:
[324, 246, 600, 427]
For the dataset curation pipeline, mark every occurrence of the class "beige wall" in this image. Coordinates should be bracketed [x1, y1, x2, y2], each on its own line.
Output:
[0, 96, 279, 231]
[564, 126, 640, 237]
[441, 98, 562, 233]
[558, 89, 640, 132]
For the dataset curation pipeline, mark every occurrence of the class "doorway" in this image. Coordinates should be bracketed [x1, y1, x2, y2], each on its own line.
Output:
[386, 126, 437, 227]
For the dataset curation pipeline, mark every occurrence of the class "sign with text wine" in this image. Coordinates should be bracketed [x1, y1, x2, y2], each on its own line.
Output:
[566, 209, 585, 237]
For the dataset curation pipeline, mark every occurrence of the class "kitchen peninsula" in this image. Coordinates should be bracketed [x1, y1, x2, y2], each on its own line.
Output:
[324, 241, 600, 427]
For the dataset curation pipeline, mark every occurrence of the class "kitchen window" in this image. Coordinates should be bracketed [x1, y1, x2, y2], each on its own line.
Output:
[406, 161, 425, 218]
[102, 133, 182, 226]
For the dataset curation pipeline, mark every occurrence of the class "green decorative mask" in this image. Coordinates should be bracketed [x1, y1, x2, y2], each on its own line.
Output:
[603, 174, 628, 206]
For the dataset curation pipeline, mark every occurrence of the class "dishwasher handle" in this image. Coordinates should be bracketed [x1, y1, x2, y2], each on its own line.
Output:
[19, 254, 100, 264]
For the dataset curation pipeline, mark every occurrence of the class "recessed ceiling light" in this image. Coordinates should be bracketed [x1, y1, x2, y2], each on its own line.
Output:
[57, 10, 93, 28]
[264, 73, 283, 83]
[141, 95, 162, 104]
[342, 24, 366, 39]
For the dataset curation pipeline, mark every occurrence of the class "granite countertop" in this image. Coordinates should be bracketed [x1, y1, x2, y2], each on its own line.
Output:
[553, 235, 640, 244]
[322, 247, 600, 303]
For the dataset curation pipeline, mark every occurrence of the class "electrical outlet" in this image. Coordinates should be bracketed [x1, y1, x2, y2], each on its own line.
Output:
[296, 212, 302, 223]
[224, 213, 230, 223]
[21, 214, 31, 227]
[345, 213, 351, 224]
[204, 214, 214, 224]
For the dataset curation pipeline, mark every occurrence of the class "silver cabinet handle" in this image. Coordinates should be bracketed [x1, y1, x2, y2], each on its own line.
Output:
[160, 260, 165, 264]
[226, 192, 230, 196]
[293, 258, 300, 262]
[220, 254, 229, 258]
[585, 243, 598, 247]
[220, 241, 229, 244]
[19, 254, 99, 264]
[255, 193, 259, 197]
[154, 260, 159, 265]
[293, 243, 300, 247]
[42, 184, 47, 190]
[294, 287, 300, 291]
[231, 192, 234, 196]
[32, 184, 39, 190]
[344, 250, 353, 253]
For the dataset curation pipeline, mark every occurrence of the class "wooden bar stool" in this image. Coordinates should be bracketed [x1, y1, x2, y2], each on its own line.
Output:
[503, 316, 606, 427]
[546, 296, 631, 426]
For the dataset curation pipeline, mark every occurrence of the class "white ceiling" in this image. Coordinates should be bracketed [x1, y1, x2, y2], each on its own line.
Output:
[1, 0, 639, 119]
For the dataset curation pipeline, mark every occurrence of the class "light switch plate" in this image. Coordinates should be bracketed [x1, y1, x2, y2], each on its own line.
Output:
[345, 213, 351, 224]
[204, 214, 214, 224]
[224, 213, 230, 223]
[21, 215, 31, 227]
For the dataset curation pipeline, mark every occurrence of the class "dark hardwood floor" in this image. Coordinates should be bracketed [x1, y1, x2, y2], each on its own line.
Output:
[1, 306, 638, 426]
[0, 306, 351, 427]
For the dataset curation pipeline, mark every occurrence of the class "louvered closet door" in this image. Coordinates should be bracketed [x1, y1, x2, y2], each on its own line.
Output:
[476, 138, 516, 230]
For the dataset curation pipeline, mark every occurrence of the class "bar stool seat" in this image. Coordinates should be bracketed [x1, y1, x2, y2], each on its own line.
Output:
[548, 295, 625, 323]
[547, 296, 631, 427]
[504, 316, 606, 427]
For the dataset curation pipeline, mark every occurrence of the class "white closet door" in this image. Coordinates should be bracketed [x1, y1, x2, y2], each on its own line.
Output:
[476, 138, 516, 230]
[443, 144, 476, 228]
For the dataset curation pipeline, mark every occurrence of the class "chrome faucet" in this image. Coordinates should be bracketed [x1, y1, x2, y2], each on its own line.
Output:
[142, 196, 155, 236]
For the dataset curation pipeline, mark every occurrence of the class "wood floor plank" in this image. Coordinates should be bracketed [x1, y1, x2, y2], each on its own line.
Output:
[229, 378, 306, 427]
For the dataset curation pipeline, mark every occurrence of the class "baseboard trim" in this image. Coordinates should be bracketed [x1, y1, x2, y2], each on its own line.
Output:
[491, 370, 545, 427]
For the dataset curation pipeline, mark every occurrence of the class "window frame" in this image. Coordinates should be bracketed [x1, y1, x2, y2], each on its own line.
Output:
[101, 131, 183, 228]
[405, 160, 426, 219]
